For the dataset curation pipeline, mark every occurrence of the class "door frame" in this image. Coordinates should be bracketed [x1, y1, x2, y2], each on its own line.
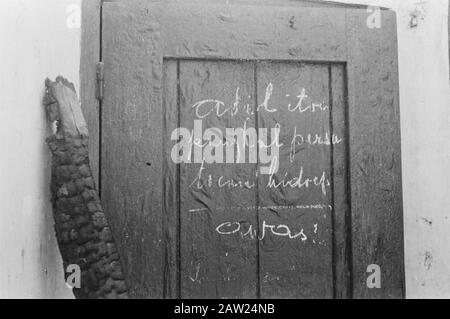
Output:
[80, 0, 405, 299]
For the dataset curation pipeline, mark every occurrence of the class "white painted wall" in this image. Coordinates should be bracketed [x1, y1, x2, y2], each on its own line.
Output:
[395, 0, 450, 299]
[329, 0, 450, 298]
[0, 0, 80, 298]
[0, 0, 449, 299]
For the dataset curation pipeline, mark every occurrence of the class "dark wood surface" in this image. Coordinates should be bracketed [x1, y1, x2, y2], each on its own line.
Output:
[256, 62, 334, 298]
[162, 60, 180, 298]
[101, 4, 165, 298]
[178, 61, 258, 298]
[346, 9, 404, 298]
[101, 0, 404, 298]
[80, 0, 101, 186]
[330, 64, 352, 299]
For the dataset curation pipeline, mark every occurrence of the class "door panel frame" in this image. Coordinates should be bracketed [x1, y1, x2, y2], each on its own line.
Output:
[81, 0, 405, 298]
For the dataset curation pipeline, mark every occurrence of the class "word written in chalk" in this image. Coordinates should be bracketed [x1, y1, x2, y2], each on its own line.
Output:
[216, 220, 320, 241]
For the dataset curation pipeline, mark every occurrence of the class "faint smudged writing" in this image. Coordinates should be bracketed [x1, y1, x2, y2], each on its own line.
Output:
[188, 204, 332, 213]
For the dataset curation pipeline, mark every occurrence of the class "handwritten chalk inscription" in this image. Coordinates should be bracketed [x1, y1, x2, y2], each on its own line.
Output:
[173, 83, 340, 241]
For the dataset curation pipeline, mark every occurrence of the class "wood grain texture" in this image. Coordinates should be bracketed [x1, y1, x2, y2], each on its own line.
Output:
[159, 2, 347, 61]
[330, 64, 352, 299]
[162, 60, 179, 298]
[80, 0, 101, 186]
[102, 3, 165, 298]
[178, 61, 258, 298]
[256, 62, 334, 298]
[346, 8, 404, 298]
[100, 0, 404, 299]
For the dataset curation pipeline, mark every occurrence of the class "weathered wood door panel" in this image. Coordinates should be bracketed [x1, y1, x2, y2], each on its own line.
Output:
[177, 60, 259, 298]
[256, 62, 335, 299]
[102, 0, 404, 298]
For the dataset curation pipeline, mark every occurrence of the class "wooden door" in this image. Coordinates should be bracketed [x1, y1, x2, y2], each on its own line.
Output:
[101, 0, 404, 298]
